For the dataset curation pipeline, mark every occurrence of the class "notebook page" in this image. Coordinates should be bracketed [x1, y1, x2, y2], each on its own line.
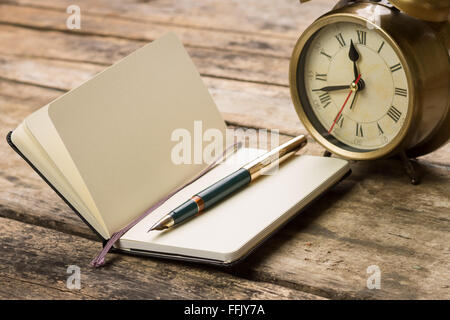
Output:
[120, 152, 349, 263]
[47, 33, 226, 235]
[11, 121, 109, 239]
[24, 106, 108, 236]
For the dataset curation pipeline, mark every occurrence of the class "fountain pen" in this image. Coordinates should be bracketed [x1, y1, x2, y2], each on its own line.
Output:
[148, 135, 307, 232]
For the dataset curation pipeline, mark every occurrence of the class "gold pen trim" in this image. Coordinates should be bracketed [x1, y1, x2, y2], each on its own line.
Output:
[243, 135, 307, 180]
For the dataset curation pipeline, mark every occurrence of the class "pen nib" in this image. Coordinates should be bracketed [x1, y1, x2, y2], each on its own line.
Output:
[147, 215, 174, 233]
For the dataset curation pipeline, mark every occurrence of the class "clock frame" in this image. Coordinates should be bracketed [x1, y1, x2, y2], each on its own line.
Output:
[289, 1, 449, 161]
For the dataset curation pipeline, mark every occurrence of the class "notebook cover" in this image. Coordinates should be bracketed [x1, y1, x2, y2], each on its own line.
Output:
[7, 131, 351, 266]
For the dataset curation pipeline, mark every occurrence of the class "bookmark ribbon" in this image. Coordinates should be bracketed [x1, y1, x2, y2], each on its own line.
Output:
[90, 142, 242, 267]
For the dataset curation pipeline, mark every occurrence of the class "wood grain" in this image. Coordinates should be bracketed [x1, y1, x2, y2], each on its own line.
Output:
[0, 3, 295, 58]
[0, 0, 448, 300]
[1, 88, 448, 298]
[0, 217, 324, 299]
[0, 22, 447, 165]
[0, 21, 290, 86]
[7, 0, 334, 38]
[236, 160, 450, 299]
[0, 24, 308, 134]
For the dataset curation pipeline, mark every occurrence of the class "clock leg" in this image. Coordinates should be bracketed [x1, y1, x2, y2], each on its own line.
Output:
[323, 150, 332, 157]
[399, 151, 420, 185]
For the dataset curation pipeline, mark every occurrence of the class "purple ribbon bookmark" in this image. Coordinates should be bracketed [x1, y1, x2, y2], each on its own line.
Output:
[90, 142, 241, 268]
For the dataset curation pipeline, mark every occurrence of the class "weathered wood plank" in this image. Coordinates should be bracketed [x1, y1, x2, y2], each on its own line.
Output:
[0, 276, 85, 299]
[235, 159, 450, 299]
[0, 0, 448, 300]
[0, 217, 324, 299]
[0, 85, 317, 241]
[8, 0, 333, 38]
[0, 32, 307, 136]
[3, 121, 449, 299]
[0, 23, 306, 137]
[0, 3, 295, 58]
[0, 25, 448, 165]
[0, 23, 289, 86]
[1, 82, 449, 299]
[0, 54, 100, 91]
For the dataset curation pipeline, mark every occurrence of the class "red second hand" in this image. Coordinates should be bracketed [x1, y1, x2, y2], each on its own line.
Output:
[328, 74, 362, 134]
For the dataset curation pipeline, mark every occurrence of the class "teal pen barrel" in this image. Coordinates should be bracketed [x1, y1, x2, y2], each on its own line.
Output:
[169, 168, 251, 225]
[170, 199, 198, 224]
[197, 168, 251, 209]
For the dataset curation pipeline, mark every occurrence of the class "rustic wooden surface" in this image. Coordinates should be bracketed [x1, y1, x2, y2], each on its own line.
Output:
[0, 0, 448, 300]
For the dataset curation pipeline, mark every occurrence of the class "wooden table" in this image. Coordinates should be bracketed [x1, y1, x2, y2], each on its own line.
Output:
[0, 0, 448, 300]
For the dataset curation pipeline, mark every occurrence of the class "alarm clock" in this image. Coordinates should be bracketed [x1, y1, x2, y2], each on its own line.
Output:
[290, 0, 449, 183]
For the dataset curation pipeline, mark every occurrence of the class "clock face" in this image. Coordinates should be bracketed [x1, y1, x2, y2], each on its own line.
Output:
[297, 21, 410, 152]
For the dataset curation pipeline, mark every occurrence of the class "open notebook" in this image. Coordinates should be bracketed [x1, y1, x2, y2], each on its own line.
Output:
[7, 33, 350, 265]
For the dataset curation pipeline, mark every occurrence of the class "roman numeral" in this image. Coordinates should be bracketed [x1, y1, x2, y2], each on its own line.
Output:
[320, 50, 332, 60]
[377, 41, 385, 53]
[377, 122, 384, 135]
[387, 106, 402, 123]
[337, 114, 344, 128]
[394, 87, 407, 97]
[318, 92, 331, 107]
[390, 63, 402, 73]
[357, 30, 367, 45]
[356, 123, 363, 137]
[315, 73, 327, 81]
[335, 33, 346, 47]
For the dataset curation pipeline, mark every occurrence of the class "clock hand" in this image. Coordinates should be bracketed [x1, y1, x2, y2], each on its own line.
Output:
[349, 90, 358, 110]
[328, 74, 361, 134]
[312, 85, 350, 92]
[349, 40, 365, 91]
[349, 40, 359, 77]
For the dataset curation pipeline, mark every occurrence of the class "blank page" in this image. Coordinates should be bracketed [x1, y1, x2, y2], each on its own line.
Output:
[46, 33, 227, 235]
[120, 151, 349, 263]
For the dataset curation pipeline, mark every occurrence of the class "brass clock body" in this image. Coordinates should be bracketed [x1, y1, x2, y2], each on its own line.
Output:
[290, 1, 449, 160]
[388, 0, 449, 22]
